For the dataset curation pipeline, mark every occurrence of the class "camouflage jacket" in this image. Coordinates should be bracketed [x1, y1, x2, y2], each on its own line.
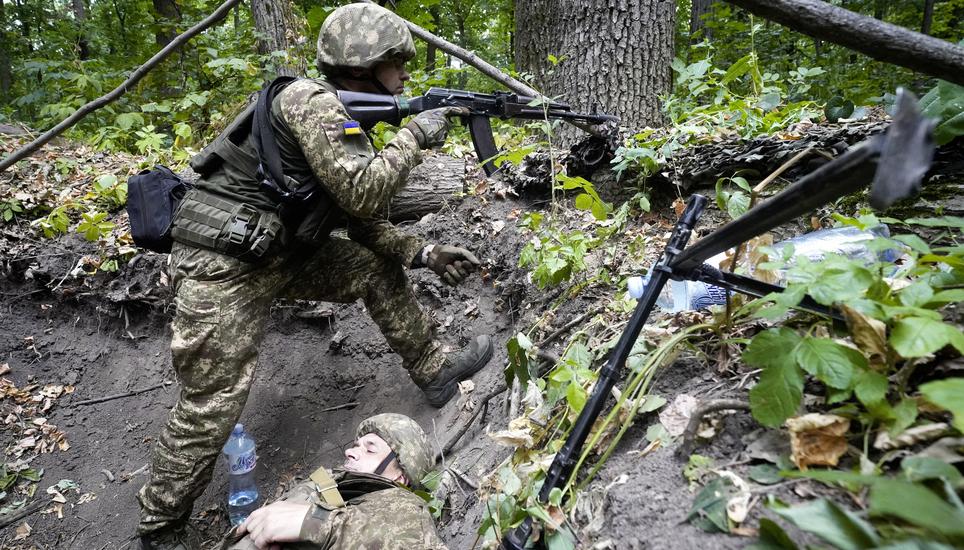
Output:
[274, 79, 427, 266]
[228, 470, 447, 550]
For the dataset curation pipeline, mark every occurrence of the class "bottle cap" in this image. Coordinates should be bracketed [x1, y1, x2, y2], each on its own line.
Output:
[627, 276, 645, 300]
[232, 423, 244, 435]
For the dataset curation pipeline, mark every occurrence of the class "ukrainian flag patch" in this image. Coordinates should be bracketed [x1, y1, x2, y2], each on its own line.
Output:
[342, 121, 362, 136]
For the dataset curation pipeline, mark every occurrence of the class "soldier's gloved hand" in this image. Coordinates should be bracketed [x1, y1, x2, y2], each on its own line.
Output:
[419, 244, 481, 286]
[404, 107, 468, 149]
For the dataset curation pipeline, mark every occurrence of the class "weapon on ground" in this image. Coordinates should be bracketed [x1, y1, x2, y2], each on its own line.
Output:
[337, 87, 618, 176]
[499, 89, 935, 550]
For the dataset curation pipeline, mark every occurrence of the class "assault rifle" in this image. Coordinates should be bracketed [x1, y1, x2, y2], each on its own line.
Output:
[337, 87, 618, 176]
[499, 89, 936, 549]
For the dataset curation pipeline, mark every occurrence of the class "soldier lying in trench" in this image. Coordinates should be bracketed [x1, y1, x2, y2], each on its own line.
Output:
[225, 413, 447, 550]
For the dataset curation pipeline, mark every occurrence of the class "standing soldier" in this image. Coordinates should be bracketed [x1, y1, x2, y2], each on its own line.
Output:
[137, 4, 492, 548]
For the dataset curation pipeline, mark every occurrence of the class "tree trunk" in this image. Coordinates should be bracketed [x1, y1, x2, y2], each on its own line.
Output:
[250, 0, 304, 77]
[72, 0, 90, 59]
[515, 0, 675, 141]
[425, 5, 441, 72]
[388, 155, 464, 221]
[921, 0, 935, 35]
[0, 0, 11, 100]
[725, 0, 964, 87]
[873, 0, 884, 20]
[690, 0, 714, 41]
[151, 0, 181, 48]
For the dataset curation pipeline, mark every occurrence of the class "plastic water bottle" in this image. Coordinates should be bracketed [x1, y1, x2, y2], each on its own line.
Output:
[223, 423, 259, 526]
[629, 275, 729, 312]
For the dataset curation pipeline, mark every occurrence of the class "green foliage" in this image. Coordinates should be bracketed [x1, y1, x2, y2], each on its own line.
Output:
[919, 80, 964, 146]
[76, 211, 115, 242]
[1, 198, 23, 222]
[745, 214, 964, 428]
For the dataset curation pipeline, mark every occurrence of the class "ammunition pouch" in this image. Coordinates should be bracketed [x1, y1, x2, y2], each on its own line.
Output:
[171, 188, 284, 262]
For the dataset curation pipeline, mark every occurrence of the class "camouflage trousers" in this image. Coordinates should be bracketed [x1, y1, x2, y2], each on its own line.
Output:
[136, 239, 445, 535]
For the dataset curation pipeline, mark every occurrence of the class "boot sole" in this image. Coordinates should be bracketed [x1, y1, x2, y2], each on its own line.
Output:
[426, 337, 494, 408]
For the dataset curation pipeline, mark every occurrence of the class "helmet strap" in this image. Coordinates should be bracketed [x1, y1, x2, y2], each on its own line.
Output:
[374, 450, 398, 476]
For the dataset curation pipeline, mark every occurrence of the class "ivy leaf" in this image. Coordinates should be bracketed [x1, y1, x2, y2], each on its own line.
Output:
[890, 317, 959, 357]
[794, 338, 865, 390]
[825, 96, 855, 123]
[774, 498, 879, 550]
[869, 478, 964, 536]
[919, 378, 964, 431]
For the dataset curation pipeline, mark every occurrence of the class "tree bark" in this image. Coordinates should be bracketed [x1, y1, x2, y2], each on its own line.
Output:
[690, 0, 715, 41]
[72, 0, 90, 59]
[725, 0, 964, 87]
[0, 0, 11, 99]
[425, 5, 441, 72]
[515, 0, 675, 141]
[388, 155, 464, 221]
[151, 0, 181, 48]
[921, 0, 935, 35]
[250, 0, 304, 77]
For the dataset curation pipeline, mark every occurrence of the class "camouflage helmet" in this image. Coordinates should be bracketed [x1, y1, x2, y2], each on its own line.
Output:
[356, 413, 433, 486]
[316, 4, 416, 73]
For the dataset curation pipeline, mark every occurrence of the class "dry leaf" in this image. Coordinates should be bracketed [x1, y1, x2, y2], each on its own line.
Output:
[658, 394, 698, 437]
[0, 363, 10, 376]
[486, 417, 534, 448]
[874, 422, 949, 451]
[716, 470, 751, 524]
[77, 492, 97, 504]
[786, 413, 850, 469]
[13, 522, 31, 541]
[673, 198, 686, 217]
[841, 304, 889, 370]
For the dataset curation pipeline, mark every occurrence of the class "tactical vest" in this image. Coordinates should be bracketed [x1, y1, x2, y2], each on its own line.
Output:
[171, 78, 345, 261]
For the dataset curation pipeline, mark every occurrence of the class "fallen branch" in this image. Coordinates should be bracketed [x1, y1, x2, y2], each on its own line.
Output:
[0, 0, 243, 173]
[68, 381, 170, 407]
[676, 398, 752, 458]
[0, 498, 54, 530]
[726, 0, 964, 87]
[537, 306, 605, 349]
[320, 401, 358, 413]
[437, 382, 508, 460]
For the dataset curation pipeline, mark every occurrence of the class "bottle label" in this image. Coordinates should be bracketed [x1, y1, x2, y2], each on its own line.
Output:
[229, 450, 256, 475]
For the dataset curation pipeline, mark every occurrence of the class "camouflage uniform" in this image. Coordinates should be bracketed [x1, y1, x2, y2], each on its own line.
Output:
[136, 9, 448, 536]
[229, 414, 446, 550]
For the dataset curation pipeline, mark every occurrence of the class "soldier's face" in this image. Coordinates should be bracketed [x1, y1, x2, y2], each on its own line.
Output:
[372, 58, 410, 95]
[343, 433, 404, 481]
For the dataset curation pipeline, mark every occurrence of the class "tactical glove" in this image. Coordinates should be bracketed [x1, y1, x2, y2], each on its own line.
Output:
[404, 107, 468, 149]
[420, 244, 481, 286]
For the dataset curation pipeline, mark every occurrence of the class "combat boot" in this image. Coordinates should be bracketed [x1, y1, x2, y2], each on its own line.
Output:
[420, 335, 494, 407]
[138, 523, 200, 550]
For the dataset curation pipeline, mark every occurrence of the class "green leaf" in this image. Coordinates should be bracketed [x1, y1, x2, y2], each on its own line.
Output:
[573, 193, 593, 211]
[890, 397, 919, 436]
[825, 96, 855, 123]
[899, 281, 935, 308]
[566, 382, 587, 414]
[744, 328, 802, 369]
[774, 498, 880, 550]
[722, 54, 754, 85]
[687, 476, 733, 533]
[890, 317, 954, 357]
[919, 378, 964, 431]
[854, 370, 888, 406]
[749, 464, 784, 485]
[869, 478, 964, 536]
[892, 234, 931, 254]
[901, 456, 963, 484]
[750, 359, 804, 427]
[726, 190, 751, 219]
[794, 338, 864, 390]
[746, 518, 799, 550]
[919, 80, 964, 145]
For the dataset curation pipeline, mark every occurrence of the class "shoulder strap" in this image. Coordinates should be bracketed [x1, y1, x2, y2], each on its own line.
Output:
[253, 76, 308, 202]
[309, 466, 346, 508]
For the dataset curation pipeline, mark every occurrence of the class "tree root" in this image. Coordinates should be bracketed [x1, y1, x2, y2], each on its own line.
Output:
[676, 398, 752, 459]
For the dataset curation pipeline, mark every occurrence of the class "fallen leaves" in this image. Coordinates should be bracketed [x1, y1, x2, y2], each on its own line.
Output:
[786, 413, 850, 469]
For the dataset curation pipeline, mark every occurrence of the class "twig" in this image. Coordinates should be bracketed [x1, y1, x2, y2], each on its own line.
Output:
[508, 378, 521, 420]
[449, 467, 479, 490]
[437, 382, 508, 461]
[320, 401, 358, 413]
[537, 306, 604, 349]
[0, 0, 243, 173]
[0, 498, 53, 530]
[677, 398, 751, 458]
[69, 381, 170, 407]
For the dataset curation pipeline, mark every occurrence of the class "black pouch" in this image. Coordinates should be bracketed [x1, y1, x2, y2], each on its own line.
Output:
[126, 165, 193, 253]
